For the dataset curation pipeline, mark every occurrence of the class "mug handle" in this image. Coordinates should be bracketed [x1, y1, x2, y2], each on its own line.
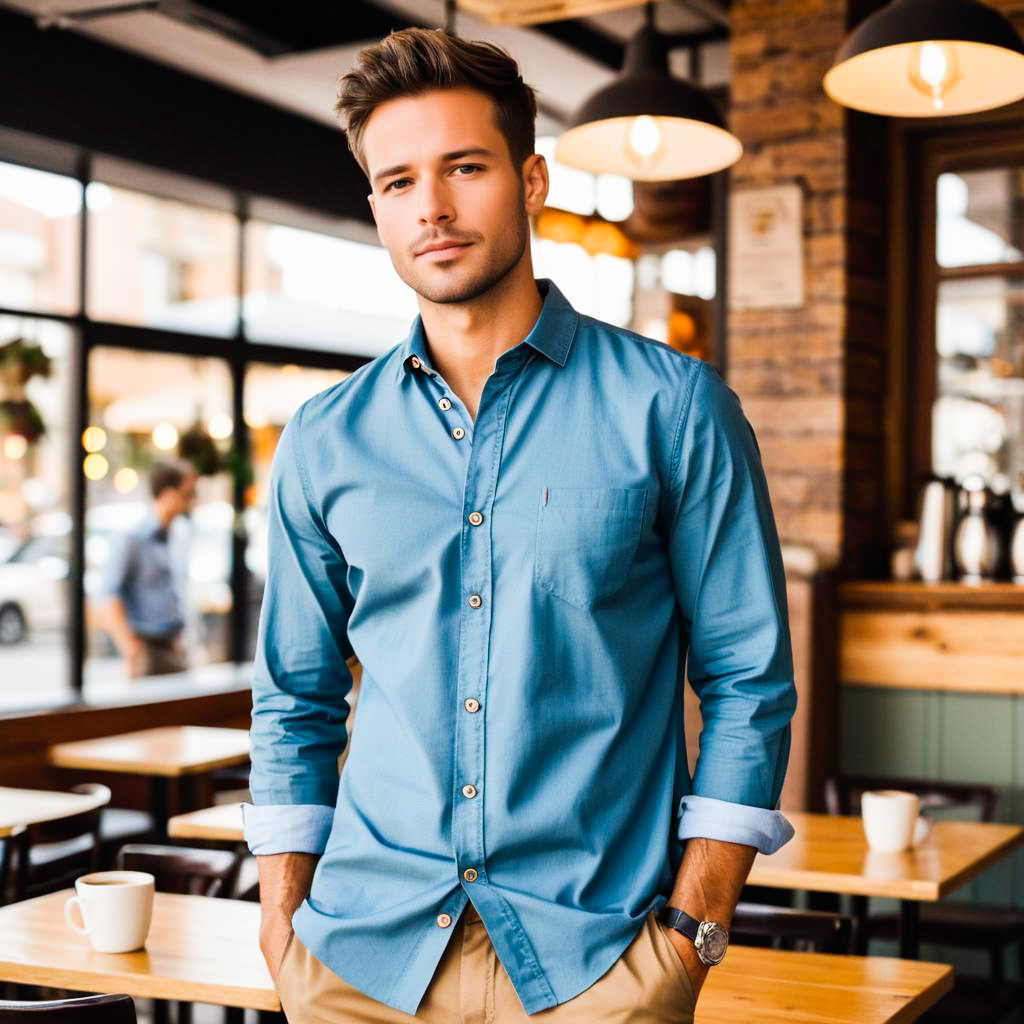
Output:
[912, 814, 934, 847]
[64, 895, 91, 935]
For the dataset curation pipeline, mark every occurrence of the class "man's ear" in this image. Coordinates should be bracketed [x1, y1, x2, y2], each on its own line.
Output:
[523, 154, 549, 216]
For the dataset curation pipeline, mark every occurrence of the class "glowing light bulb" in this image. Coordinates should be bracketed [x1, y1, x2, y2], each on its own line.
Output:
[909, 42, 961, 110]
[152, 422, 179, 451]
[627, 115, 662, 161]
[83, 453, 109, 480]
[3, 434, 28, 460]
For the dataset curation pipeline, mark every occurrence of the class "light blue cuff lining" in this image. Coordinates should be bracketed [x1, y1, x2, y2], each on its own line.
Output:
[677, 794, 795, 854]
[240, 802, 335, 855]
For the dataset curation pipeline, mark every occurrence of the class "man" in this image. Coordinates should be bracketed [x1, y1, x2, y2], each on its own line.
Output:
[96, 460, 195, 678]
[245, 26, 797, 1023]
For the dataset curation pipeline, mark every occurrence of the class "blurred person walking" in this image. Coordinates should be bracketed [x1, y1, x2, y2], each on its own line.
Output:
[96, 460, 196, 678]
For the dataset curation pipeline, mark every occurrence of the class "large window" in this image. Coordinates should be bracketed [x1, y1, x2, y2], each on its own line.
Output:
[0, 317, 72, 708]
[0, 144, 375, 707]
[82, 348, 234, 692]
[927, 161, 1024, 508]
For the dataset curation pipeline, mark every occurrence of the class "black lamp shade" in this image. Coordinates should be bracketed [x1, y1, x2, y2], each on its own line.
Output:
[824, 0, 1024, 116]
[555, 24, 742, 181]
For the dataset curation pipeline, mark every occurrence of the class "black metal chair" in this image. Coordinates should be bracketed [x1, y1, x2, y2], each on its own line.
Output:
[12, 784, 110, 902]
[0, 994, 136, 1022]
[826, 774, 1022, 1024]
[730, 901, 856, 954]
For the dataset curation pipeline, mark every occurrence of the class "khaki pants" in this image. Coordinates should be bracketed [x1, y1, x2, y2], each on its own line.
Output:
[276, 901, 696, 1023]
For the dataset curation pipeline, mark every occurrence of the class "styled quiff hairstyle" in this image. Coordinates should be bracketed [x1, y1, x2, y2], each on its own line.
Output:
[335, 28, 538, 179]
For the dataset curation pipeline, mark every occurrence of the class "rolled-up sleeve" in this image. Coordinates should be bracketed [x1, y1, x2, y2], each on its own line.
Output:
[667, 361, 797, 855]
[245, 401, 354, 856]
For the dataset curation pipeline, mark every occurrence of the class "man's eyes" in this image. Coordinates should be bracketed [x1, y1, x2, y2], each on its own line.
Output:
[382, 165, 484, 192]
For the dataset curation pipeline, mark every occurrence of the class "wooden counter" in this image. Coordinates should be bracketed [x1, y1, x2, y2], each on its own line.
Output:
[839, 581, 1024, 694]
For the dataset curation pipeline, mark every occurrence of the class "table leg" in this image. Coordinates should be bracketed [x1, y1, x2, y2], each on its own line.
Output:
[898, 900, 920, 960]
[150, 777, 170, 842]
[850, 894, 869, 955]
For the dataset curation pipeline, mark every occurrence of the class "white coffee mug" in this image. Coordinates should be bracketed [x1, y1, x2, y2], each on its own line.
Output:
[64, 871, 155, 953]
[861, 790, 931, 853]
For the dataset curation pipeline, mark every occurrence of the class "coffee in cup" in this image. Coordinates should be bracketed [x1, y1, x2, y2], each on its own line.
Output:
[64, 870, 155, 952]
[861, 790, 929, 853]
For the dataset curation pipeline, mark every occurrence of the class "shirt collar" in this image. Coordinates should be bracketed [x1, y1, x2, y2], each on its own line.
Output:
[394, 278, 579, 385]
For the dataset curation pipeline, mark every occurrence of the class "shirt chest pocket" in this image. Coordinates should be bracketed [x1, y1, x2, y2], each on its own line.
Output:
[534, 487, 648, 609]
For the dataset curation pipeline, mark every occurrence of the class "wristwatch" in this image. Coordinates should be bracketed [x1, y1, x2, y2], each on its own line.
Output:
[657, 905, 729, 967]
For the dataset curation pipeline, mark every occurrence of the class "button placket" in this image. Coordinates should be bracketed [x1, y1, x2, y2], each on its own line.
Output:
[451, 369, 522, 899]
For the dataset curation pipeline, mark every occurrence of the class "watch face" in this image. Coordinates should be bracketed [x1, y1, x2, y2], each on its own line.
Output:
[696, 922, 728, 965]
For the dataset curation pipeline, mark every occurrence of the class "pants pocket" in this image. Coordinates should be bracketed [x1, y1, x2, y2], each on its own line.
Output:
[646, 911, 697, 1009]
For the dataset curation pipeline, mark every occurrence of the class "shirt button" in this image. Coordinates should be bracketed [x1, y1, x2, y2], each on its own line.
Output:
[463, 868, 479, 882]
[410, 356, 421, 370]
[464, 697, 480, 713]
[437, 913, 452, 928]
[468, 594, 482, 609]
[462, 784, 477, 799]
[439, 397, 452, 411]
[468, 511, 484, 526]
[452, 426, 465, 441]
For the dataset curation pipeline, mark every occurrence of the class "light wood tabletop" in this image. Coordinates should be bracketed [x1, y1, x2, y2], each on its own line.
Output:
[0, 889, 277, 1011]
[0, 786, 109, 839]
[0, 889, 950, 1023]
[168, 802, 243, 842]
[698, 945, 950, 1024]
[748, 810, 1024, 901]
[49, 726, 251, 778]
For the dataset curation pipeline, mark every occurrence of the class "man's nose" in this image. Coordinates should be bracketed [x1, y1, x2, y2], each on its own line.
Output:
[418, 176, 455, 224]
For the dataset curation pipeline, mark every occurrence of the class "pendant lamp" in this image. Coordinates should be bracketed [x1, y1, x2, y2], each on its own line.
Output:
[824, 0, 1024, 117]
[554, 9, 742, 181]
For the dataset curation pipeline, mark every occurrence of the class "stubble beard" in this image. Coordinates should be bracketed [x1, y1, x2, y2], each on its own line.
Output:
[397, 205, 529, 307]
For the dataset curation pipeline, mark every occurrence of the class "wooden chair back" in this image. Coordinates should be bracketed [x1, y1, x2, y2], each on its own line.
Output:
[825, 775, 998, 822]
[115, 843, 241, 898]
[730, 902, 856, 954]
[14, 784, 111, 901]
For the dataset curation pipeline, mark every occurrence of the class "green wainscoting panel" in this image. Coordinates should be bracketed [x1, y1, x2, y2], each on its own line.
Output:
[840, 687, 930, 778]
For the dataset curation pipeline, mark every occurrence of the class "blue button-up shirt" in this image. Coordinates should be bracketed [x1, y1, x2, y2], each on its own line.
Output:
[244, 278, 797, 1016]
[97, 512, 186, 637]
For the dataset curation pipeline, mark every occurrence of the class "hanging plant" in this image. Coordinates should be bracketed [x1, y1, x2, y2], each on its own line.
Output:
[0, 399, 46, 444]
[0, 337, 53, 394]
[0, 338, 52, 447]
[178, 422, 224, 476]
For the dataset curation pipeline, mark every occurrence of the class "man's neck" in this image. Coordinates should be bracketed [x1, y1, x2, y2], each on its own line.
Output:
[417, 263, 543, 422]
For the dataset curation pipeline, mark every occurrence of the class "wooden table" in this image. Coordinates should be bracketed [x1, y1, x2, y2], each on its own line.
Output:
[0, 889, 277, 1012]
[49, 727, 251, 838]
[0, 786, 108, 838]
[168, 802, 243, 842]
[0, 889, 950, 1023]
[748, 810, 1024, 958]
[699, 945, 950, 1023]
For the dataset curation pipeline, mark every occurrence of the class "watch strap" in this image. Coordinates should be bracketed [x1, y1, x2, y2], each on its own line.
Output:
[657, 904, 701, 943]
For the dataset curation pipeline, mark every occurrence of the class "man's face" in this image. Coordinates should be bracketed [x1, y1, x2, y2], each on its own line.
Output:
[363, 87, 547, 305]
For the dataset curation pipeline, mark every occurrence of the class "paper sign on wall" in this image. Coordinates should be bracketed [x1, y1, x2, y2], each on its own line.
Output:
[728, 184, 804, 310]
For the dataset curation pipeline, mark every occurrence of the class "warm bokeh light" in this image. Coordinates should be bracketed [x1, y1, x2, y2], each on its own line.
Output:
[81, 425, 107, 452]
[208, 413, 234, 440]
[152, 422, 179, 451]
[3, 434, 28, 460]
[113, 466, 139, 493]
[83, 452, 109, 480]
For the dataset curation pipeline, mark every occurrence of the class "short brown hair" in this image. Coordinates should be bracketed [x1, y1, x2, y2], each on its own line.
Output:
[335, 28, 538, 178]
[149, 460, 190, 499]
